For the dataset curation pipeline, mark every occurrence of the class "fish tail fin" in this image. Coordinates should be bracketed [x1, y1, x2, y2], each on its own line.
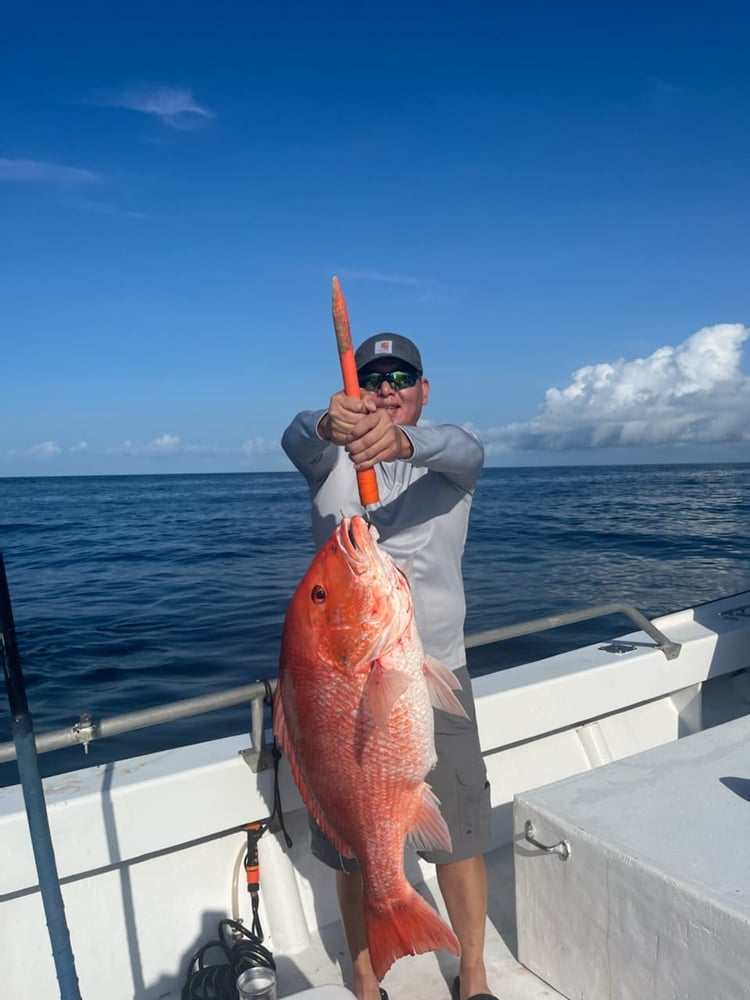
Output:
[365, 887, 460, 982]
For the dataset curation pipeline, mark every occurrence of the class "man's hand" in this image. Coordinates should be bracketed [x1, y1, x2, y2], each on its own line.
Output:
[318, 391, 372, 445]
[319, 391, 412, 469]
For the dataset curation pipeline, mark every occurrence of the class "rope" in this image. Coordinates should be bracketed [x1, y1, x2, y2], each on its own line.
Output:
[263, 679, 292, 850]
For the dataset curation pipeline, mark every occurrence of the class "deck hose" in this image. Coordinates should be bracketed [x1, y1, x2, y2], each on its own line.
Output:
[182, 918, 275, 1000]
[183, 683, 292, 998]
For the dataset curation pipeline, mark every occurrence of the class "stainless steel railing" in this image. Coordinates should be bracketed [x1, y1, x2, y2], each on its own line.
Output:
[0, 680, 276, 765]
[0, 601, 680, 765]
[465, 600, 681, 658]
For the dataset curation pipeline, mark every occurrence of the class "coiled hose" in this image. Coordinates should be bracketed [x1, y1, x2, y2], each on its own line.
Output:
[182, 918, 276, 1000]
[183, 687, 289, 999]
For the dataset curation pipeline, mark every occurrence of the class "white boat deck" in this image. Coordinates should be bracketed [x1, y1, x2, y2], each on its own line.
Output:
[277, 842, 561, 1000]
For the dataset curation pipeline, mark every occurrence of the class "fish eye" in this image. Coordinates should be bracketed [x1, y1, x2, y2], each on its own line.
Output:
[311, 585, 326, 604]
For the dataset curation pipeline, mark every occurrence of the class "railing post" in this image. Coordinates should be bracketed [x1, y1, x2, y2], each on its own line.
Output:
[0, 554, 82, 1000]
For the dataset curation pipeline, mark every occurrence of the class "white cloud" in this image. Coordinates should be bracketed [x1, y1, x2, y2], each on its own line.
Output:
[0, 158, 99, 183]
[118, 434, 194, 456]
[335, 268, 422, 287]
[108, 435, 279, 461]
[241, 436, 279, 456]
[65, 197, 148, 220]
[114, 434, 231, 458]
[484, 323, 750, 454]
[107, 86, 214, 129]
[332, 268, 459, 306]
[146, 433, 182, 454]
[0, 161, 146, 218]
[29, 441, 62, 457]
[71, 441, 89, 452]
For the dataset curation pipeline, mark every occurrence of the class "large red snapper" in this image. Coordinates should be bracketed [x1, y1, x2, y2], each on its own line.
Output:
[273, 515, 468, 982]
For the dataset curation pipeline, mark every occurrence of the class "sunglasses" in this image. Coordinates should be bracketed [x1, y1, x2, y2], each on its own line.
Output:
[358, 369, 421, 392]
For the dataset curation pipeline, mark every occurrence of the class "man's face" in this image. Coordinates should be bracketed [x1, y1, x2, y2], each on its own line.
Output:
[358, 358, 429, 427]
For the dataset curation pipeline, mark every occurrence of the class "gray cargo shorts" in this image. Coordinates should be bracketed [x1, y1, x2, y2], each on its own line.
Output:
[309, 664, 491, 870]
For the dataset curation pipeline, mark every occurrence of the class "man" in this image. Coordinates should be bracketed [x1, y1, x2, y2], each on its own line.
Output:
[281, 333, 495, 1000]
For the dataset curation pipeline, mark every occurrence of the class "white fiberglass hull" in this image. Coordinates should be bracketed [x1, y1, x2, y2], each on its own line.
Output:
[1, 591, 749, 999]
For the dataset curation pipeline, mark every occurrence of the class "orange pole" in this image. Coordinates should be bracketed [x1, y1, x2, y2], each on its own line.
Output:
[331, 277, 379, 508]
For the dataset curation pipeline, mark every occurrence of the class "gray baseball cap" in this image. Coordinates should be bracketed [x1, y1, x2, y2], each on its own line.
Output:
[355, 333, 423, 373]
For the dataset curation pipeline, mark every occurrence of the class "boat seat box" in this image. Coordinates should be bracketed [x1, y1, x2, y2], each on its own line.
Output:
[514, 714, 750, 1000]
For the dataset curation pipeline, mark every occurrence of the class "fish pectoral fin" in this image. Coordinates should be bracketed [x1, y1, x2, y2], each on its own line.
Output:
[424, 653, 461, 689]
[406, 783, 452, 854]
[363, 663, 412, 732]
[423, 655, 469, 719]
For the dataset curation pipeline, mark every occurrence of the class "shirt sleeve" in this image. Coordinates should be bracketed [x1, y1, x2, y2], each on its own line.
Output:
[399, 424, 484, 493]
[281, 409, 338, 484]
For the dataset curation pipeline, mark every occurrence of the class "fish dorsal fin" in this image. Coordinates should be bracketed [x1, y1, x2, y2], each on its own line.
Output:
[363, 663, 412, 732]
[423, 654, 469, 719]
[406, 782, 452, 853]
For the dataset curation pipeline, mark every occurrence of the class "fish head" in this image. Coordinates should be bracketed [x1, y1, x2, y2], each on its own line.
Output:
[282, 515, 412, 678]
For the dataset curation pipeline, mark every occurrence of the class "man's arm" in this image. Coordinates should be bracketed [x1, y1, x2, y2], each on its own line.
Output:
[399, 424, 484, 493]
[281, 409, 337, 480]
[283, 398, 483, 493]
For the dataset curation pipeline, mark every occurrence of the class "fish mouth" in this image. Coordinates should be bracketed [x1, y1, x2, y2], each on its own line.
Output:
[337, 516, 379, 574]
[336, 515, 410, 659]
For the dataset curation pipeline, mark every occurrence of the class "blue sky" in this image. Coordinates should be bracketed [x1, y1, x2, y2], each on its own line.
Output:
[2, 1, 749, 476]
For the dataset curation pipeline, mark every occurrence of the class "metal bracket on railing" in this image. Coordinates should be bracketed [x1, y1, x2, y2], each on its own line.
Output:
[599, 641, 637, 655]
[239, 690, 274, 773]
[524, 819, 570, 860]
[71, 712, 97, 754]
[239, 746, 274, 773]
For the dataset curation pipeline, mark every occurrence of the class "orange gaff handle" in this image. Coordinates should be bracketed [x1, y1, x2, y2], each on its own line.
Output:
[331, 276, 379, 508]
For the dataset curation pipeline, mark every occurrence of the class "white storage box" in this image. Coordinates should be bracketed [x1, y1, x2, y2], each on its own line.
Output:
[514, 714, 750, 1000]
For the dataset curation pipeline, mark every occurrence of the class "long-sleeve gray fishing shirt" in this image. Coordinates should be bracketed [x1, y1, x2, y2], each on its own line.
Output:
[281, 410, 484, 670]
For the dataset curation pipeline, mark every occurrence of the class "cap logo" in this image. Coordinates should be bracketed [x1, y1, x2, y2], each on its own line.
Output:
[374, 340, 393, 355]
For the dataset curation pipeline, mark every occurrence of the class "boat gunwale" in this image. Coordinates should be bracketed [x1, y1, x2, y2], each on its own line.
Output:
[0, 595, 702, 765]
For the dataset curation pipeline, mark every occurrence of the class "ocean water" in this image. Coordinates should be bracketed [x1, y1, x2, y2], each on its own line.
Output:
[1, 464, 749, 784]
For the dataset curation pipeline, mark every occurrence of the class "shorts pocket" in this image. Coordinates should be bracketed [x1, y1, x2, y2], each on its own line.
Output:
[456, 762, 491, 838]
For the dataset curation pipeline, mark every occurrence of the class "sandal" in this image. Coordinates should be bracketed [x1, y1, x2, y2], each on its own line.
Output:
[451, 974, 499, 1000]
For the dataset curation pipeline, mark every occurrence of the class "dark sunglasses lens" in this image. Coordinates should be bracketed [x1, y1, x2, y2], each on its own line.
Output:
[359, 370, 418, 391]
[388, 371, 417, 389]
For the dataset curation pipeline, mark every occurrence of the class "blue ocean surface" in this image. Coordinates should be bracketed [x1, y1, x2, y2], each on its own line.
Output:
[1, 464, 749, 784]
